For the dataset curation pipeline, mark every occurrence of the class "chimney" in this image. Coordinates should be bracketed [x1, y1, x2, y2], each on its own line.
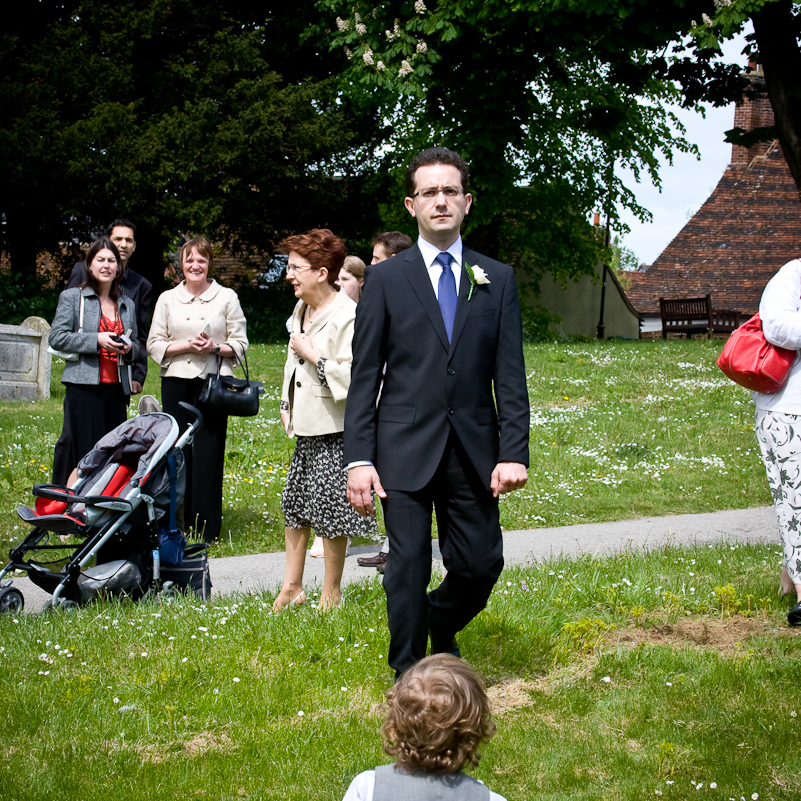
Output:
[731, 62, 775, 166]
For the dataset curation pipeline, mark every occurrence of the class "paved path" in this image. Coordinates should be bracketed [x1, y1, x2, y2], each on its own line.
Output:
[10, 506, 777, 613]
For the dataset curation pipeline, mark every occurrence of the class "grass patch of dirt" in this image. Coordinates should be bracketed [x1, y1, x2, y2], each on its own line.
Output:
[611, 616, 795, 654]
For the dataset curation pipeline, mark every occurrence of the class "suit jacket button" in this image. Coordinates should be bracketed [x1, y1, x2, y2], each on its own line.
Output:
[299, 359, 305, 365]
[296, 381, 301, 387]
[448, 368, 455, 375]
[448, 408, 454, 415]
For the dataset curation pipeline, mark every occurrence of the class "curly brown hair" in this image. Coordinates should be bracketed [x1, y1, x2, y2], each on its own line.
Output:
[280, 228, 346, 286]
[380, 655, 496, 775]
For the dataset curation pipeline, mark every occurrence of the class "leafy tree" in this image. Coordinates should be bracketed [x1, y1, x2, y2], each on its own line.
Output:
[313, 0, 757, 281]
[0, 1, 385, 285]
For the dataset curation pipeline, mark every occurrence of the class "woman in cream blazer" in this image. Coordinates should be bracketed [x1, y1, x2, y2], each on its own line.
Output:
[147, 236, 248, 542]
[274, 229, 375, 612]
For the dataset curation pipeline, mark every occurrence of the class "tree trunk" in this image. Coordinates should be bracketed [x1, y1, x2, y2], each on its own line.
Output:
[752, 0, 801, 200]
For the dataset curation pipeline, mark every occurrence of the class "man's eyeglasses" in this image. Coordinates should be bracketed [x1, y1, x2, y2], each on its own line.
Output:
[412, 186, 464, 201]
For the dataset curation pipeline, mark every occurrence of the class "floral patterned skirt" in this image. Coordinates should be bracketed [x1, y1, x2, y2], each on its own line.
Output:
[755, 409, 801, 582]
[281, 432, 376, 539]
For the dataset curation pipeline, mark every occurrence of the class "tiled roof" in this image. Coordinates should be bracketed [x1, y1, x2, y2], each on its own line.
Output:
[626, 143, 801, 316]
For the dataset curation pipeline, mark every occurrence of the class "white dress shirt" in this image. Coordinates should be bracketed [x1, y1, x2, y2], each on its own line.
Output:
[417, 235, 463, 298]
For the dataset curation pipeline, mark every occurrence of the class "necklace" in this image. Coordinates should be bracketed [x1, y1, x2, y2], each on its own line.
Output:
[306, 292, 335, 323]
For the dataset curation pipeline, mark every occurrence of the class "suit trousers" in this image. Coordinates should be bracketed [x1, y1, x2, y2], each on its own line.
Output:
[161, 377, 228, 542]
[381, 430, 504, 675]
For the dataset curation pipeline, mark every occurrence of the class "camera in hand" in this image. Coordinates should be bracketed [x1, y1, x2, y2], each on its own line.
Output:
[111, 334, 132, 347]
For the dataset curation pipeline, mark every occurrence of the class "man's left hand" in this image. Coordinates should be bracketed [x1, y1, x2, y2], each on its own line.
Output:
[131, 381, 143, 395]
[490, 461, 528, 498]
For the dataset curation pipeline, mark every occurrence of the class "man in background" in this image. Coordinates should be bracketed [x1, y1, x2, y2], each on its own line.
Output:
[357, 229, 413, 573]
[67, 218, 153, 394]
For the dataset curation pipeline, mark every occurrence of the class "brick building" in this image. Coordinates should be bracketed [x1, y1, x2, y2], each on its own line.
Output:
[626, 67, 801, 330]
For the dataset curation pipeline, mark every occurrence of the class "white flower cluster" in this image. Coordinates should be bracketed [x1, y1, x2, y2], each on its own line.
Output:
[363, 47, 374, 66]
[414, 0, 427, 13]
[385, 29, 394, 40]
[356, 22, 367, 35]
[345, 47, 353, 60]
[416, 39, 427, 54]
[336, 17, 350, 32]
[376, 61, 386, 71]
[702, 12, 713, 25]
[394, 19, 401, 36]
[713, 0, 733, 7]
[399, 59, 413, 76]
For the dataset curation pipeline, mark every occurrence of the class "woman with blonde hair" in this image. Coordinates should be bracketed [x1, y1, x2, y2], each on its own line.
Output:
[147, 236, 248, 542]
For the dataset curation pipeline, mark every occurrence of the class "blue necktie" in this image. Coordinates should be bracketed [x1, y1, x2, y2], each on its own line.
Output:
[436, 251, 457, 342]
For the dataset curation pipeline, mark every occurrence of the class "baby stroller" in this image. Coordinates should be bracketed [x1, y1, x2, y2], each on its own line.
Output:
[0, 402, 208, 613]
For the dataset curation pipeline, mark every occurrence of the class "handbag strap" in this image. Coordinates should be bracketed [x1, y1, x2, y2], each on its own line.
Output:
[229, 342, 250, 380]
[78, 292, 85, 333]
[167, 453, 179, 535]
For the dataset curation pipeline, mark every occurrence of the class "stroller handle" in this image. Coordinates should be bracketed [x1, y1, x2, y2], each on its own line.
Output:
[175, 402, 204, 450]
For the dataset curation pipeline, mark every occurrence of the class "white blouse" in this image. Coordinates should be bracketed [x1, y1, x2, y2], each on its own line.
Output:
[754, 259, 801, 413]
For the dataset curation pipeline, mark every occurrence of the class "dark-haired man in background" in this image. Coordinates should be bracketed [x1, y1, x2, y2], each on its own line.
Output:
[357, 229, 414, 573]
[345, 147, 530, 677]
[67, 218, 153, 394]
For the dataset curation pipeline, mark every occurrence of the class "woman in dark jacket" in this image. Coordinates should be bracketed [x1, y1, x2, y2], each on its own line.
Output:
[49, 237, 138, 484]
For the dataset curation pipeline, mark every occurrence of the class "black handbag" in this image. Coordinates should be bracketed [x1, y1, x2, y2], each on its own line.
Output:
[198, 344, 264, 417]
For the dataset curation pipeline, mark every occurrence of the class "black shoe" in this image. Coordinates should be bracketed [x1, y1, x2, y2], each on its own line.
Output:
[357, 551, 388, 569]
[429, 628, 461, 658]
[789, 601, 801, 627]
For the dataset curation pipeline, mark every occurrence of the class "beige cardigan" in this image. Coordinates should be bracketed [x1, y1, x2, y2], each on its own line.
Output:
[281, 290, 356, 437]
[147, 280, 248, 379]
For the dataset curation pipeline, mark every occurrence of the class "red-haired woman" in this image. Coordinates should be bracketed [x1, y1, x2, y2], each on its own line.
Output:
[274, 229, 375, 611]
[147, 236, 248, 542]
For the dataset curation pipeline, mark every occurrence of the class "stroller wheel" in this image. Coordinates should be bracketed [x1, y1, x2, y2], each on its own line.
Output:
[0, 587, 24, 615]
[43, 598, 79, 612]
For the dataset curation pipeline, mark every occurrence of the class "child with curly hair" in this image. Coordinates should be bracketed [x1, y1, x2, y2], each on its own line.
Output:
[342, 654, 506, 800]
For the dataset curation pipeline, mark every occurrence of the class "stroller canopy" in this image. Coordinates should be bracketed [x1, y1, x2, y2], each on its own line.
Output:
[77, 413, 179, 485]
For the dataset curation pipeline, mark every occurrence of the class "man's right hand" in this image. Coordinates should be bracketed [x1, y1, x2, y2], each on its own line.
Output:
[347, 465, 387, 516]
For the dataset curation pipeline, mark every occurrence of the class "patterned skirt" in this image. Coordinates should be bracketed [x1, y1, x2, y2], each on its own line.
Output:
[281, 432, 376, 539]
[755, 409, 801, 582]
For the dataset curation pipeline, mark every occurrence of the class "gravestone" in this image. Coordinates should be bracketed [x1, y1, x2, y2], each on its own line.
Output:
[0, 316, 52, 401]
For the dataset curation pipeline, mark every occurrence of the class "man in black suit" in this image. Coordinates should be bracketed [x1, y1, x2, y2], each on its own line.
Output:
[345, 147, 530, 677]
[67, 218, 153, 393]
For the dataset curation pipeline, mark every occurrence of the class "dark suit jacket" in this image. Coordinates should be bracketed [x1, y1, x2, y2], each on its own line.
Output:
[344, 244, 530, 492]
[67, 262, 153, 385]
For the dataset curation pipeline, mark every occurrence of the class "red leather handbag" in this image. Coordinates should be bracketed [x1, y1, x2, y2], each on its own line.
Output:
[716, 313, 797, 393]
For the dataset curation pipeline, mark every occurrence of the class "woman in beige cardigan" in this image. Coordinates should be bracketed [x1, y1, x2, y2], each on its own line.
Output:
[147, 236, 248, 541]
[274, 229, 375, 611]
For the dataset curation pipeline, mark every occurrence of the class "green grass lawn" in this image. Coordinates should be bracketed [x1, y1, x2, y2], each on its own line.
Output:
[0, 541, 797, 800]
[0, 339, 797, 800]
[0, 339, 771, 558]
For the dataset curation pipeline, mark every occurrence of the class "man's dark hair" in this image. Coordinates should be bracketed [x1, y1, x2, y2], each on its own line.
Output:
[105, 218, 137, 237]
[371, 231, 413, 257]
[405, 147, 470, 197]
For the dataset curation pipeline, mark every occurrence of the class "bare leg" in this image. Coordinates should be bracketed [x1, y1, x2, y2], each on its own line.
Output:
[319, 536, 349, 611]
[310, 536, 324, 558]
[780, 566, 795, 596]
[272, 527, 310, 611]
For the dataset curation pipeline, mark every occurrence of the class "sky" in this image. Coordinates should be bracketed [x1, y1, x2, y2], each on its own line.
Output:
[618, 31, 751, 266]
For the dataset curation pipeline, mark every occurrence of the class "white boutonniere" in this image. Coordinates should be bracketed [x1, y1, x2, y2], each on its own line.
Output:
[464, 262, 490, 301]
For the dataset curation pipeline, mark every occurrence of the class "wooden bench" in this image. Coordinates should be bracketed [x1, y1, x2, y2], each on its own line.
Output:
[660, 294, 712, 338]
[711, 309, 742, 335]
